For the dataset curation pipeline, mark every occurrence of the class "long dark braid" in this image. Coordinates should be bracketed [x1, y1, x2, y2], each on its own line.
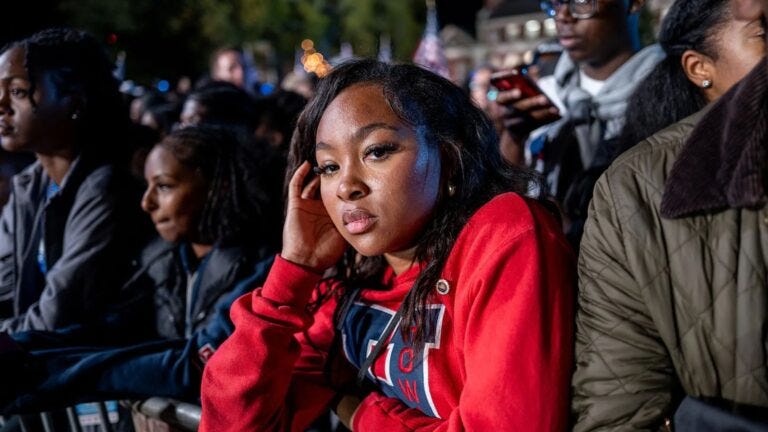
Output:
[158, 126, 281, 252]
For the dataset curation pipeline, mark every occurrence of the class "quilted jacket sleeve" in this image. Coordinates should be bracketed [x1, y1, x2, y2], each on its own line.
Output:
[572, 171, 675, 431]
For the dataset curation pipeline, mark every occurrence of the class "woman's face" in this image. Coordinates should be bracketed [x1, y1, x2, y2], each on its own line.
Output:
[179, 99, 207, 129]
[0, 46, 74, 154]
[314, 83, 442, 262]
[141, 145, 209, 244]
[709, 16, 765, 98]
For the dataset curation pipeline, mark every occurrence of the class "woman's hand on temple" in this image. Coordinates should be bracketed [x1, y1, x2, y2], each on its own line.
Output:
[281, 161, 347, 273]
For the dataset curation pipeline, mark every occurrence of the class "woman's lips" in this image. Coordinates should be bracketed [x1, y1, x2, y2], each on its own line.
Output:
[342, 209, 377, 235]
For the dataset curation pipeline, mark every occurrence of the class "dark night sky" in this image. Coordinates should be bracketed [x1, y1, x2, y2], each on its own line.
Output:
[3, 0, 62, 46]
[4, 1, 486, 45]
[437, 0, 484, 35]
[3, 0, 485, 82]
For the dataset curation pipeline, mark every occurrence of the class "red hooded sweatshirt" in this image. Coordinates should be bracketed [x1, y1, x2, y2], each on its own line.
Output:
[200, 192, 575, 431]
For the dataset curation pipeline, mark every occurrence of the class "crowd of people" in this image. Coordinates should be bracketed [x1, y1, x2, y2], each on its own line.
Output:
[0, 0, 767, 430]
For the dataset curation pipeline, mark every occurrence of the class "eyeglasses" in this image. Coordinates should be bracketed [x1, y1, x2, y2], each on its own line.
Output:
[540, 0, 598, 19]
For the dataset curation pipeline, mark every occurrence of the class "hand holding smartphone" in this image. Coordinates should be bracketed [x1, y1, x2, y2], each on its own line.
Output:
[490, 65, 560, 139]
[490, 66, 545, 100]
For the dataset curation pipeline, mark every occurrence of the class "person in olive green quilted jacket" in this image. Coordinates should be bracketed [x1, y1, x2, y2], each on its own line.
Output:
[573, 2, 768, 428]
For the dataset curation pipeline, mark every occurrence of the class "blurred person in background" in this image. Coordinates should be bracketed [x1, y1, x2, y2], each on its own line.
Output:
[128, 90, 169, 125]
[178, 81, 256, 133]
[209, 48, 245, 89]
[253, 89, 307, 151]
[140, 102, 181, 138]
[495, 0, 664, 249]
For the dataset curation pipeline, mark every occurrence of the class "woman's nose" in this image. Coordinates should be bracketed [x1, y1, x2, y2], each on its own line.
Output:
[0, 90, 11, 116]
[140, 188, 157, 213]
[336, 168, 369, 201]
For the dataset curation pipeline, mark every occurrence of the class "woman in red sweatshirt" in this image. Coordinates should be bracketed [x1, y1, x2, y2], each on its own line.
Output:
[200, 58, 575, 431]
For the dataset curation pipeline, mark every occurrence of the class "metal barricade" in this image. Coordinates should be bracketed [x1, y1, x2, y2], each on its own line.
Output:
[1, 399, 200, 432]
[132, 398, 201, 432]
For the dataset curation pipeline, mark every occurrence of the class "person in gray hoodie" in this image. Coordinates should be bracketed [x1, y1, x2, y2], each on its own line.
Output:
[0, 28, 150, 333]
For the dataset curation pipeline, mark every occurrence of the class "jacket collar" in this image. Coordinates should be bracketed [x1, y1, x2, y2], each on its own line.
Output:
[187, 244, 248, 319]
[660, 58, 768, 218]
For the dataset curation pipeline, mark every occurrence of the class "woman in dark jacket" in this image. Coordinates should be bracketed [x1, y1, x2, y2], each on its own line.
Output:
[0, 28, 150, 333]
[0, 125, 281, 411]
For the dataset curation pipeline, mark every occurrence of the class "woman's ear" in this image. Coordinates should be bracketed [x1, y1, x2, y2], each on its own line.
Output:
[681, 49, 717, 100]
[63, 92, 87, 120]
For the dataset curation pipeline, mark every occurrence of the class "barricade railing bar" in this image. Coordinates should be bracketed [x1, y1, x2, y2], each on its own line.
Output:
[1, 399, 200, 432]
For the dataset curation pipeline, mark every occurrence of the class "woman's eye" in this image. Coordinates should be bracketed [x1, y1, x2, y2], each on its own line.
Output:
[313, 164, 338, 176]
[156, 183, 173, 191]
[10, 88, 28, 98]
[364, 143, 398, 161]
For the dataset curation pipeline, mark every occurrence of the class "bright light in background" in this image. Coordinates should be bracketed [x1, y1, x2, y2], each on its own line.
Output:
[156, 80, 170, 92]
[260, 83, 275, 95]
[299, 38, 332, 77]
[524, 20, 542, 39]
[543, 19, 557, 37]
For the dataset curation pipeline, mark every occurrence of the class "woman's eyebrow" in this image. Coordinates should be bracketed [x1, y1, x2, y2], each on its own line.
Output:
[316, 123, 399, 151]
[353, 122, 399, 141]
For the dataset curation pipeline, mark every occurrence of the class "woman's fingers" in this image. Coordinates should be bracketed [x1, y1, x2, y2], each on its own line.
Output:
[289, 161, 312, 200]
[301, 176, 321, 200]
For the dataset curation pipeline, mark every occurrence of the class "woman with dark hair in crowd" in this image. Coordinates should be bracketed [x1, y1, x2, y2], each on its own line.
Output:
[200, 58, 575, 431]
[253, 89, 308, 151]
[178, 81, 256, 131]
[0, 28, 150, 333]
[616, 0, 765, 155]
[0, 125, 281, 414]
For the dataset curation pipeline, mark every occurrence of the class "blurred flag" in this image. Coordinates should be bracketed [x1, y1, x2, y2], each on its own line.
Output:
[294, 48, 305, 75]
[378, 34, 392, 63]
[413, 1, 449, 79]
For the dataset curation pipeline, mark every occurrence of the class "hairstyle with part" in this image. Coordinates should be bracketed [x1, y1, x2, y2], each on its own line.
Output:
[288, 58, 544, 348]
[616, 0, 732, 156]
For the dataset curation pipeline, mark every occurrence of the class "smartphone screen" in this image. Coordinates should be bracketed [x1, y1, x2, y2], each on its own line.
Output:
[490, 66, 544, 100]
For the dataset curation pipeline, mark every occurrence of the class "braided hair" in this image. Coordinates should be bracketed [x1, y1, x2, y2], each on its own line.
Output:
[290, 58, 544, 349]
[157, 126, 281, 251]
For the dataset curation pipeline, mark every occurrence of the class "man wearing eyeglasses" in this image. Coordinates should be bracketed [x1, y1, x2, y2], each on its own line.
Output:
[495, 0, 663, 249]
